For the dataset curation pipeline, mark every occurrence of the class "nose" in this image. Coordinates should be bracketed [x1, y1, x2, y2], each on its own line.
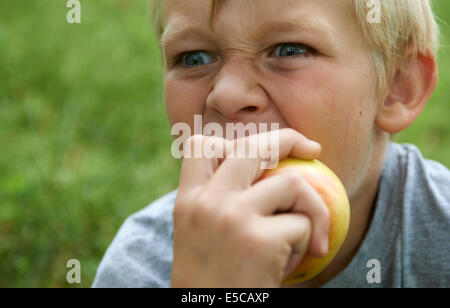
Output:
[206, 59, 269, 120]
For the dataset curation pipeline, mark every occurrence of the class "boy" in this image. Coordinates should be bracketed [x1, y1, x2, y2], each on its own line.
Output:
[92, 0, 450, 287]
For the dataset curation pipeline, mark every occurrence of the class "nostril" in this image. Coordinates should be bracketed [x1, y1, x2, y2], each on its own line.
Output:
[241, 106, 258, 113]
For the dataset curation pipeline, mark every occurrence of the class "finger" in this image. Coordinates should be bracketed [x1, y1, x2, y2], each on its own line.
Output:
[208, 128, 321, 191]
[239, 170, 330, 257]
[178, 135, 230, 194]
[259, 213, 312, 277]
[265, 214, 312, 254]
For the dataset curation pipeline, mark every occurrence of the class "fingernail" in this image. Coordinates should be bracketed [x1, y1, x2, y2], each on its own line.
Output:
[311, 141, 322, 153]
[307, 138, 319, 146]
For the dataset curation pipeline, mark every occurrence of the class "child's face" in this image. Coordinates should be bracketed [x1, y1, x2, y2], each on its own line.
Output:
[161, 0, 383, 200]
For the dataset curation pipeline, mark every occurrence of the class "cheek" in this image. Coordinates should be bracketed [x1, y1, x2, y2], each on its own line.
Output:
[266, 69, 343, 140]
[265, 66, 378, 195]
[319, 87, 378, 197]
[164, 76, 206, 127]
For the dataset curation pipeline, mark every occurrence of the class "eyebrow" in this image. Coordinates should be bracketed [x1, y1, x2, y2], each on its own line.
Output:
[255, 18, 335, 44]
[257, 18, 331, 37]
[160, 26, 212, 49]
[161, 17, 336, 50]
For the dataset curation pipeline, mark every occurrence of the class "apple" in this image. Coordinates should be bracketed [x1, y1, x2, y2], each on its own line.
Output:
[259, 158, 350, 285]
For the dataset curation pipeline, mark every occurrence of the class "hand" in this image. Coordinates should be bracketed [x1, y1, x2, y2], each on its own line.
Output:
[171, 129, 330, 288]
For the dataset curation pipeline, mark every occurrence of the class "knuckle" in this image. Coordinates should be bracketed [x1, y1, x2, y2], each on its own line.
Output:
[173, 188, 201, 225]
[217, 207, 241, 232]
[283, 171, 304, 189]
[189, 192, 215, 226]
[173, 202, 186, 225]
[173, 196, 192, 226]
[300, 216, 313, 236]
[195, 192, 214, 213]
[196, 191, 213, 207]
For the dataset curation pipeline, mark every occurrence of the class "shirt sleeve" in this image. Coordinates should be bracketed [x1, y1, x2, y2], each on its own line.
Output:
[91, 190, 177, 288]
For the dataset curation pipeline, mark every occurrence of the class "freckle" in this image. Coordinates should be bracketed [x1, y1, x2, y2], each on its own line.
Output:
[359, 111, 362, 116]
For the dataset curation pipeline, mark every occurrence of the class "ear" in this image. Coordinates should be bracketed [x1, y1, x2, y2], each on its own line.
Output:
[375, 48, 438, 134]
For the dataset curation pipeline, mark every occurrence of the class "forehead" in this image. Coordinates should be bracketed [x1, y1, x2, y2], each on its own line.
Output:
[161, 0, 358, 45]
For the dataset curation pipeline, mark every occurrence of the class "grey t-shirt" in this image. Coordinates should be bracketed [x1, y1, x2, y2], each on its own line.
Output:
[92, 143, 450, 288]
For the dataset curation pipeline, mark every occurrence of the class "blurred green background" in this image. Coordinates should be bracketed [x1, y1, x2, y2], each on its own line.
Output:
[0, 0, 449, 287]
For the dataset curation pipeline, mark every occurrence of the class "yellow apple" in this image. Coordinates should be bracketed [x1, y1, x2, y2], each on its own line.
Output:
[259, 158, 350, 285]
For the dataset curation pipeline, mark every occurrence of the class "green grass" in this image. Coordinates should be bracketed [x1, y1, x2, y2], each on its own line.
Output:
[0, 0, 449, 288]
[0, 0, 179, 287]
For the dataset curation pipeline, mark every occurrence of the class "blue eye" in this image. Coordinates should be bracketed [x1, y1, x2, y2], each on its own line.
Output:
[271, 43, 312, 57]
[180, 51, 216, 67]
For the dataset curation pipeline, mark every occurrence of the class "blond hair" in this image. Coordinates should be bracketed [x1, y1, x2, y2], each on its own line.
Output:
[151, 0, 440, 94]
